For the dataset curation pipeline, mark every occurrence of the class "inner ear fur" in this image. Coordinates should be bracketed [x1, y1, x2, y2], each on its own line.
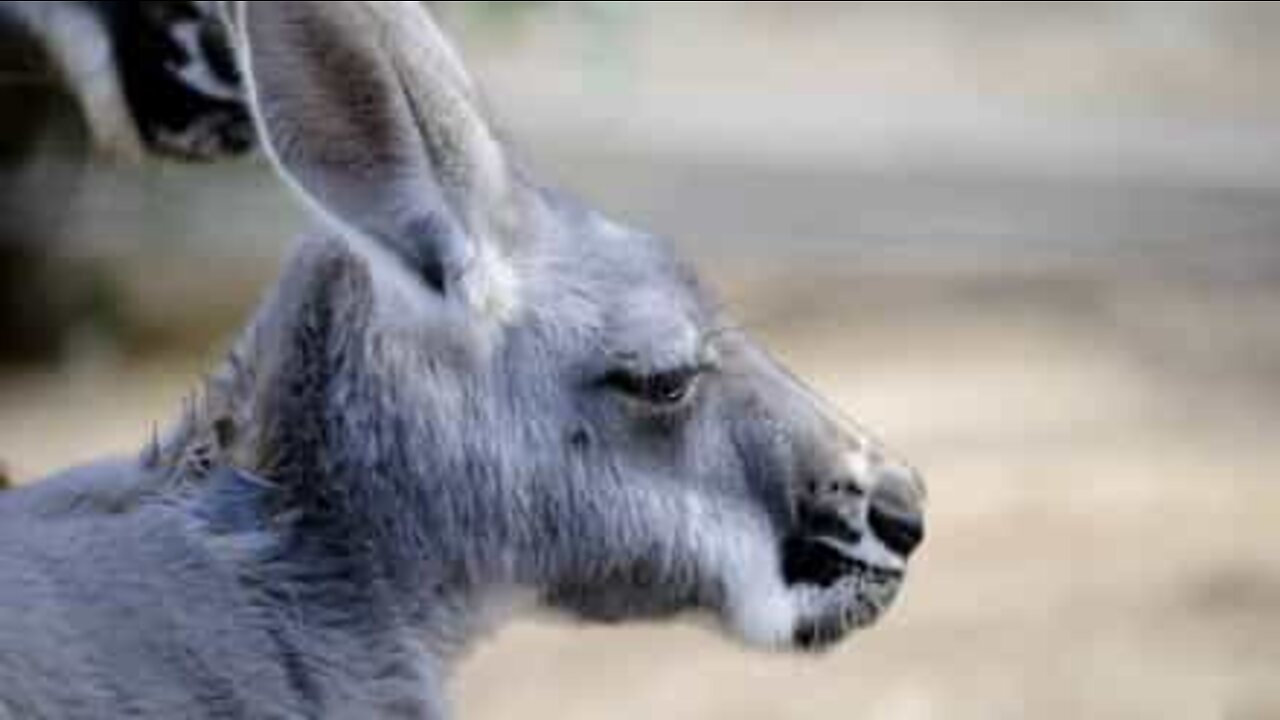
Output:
[232, 0, 519, 295]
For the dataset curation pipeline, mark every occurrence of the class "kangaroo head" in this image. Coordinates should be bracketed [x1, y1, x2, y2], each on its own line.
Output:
[221, 0, 924, 653]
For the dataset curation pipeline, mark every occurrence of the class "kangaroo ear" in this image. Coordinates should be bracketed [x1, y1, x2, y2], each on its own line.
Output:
[231, 0, 516, 295]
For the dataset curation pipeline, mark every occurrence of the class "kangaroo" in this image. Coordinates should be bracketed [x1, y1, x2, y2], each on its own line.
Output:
[0, 2, 926, 718]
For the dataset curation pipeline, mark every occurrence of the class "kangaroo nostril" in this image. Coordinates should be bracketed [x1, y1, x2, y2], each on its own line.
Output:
[867, 470, 926, 557]
[867, 502, 923, 557]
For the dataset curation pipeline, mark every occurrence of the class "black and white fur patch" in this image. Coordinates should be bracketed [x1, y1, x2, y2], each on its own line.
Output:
[0, 0, 253, 160]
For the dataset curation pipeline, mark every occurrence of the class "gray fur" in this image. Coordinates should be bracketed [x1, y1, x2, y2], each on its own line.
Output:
[0, 2, 926, 718]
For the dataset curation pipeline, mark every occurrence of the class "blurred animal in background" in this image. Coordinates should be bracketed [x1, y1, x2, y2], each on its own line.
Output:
[0, 2, 924, 717]
[0, 0, 251, 363]
[0, 0, 251, 161]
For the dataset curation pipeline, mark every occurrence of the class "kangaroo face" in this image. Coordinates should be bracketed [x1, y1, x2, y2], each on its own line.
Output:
[493, 204, 926, 649]
[232, 0, 924, 652]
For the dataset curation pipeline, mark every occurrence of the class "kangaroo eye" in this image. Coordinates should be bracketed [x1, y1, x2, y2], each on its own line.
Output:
[603, 367, 701, 407]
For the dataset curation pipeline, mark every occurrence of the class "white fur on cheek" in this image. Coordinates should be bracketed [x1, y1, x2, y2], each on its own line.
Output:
[723, 554, 798, 648]
[679, 494, 798, 648]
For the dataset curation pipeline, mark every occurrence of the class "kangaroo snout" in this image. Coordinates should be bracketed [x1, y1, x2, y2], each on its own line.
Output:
[774, 444, 924, 651]
[867, 468, 926, 558]
[784, 443, 925, 584]
[832, 444, 926, 561]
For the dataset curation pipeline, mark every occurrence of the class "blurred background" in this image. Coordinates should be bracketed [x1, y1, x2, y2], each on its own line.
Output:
[3, 2, 1280, 718]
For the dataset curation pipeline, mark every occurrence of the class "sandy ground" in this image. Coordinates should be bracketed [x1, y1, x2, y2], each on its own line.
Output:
[3, 256, 1277, 720]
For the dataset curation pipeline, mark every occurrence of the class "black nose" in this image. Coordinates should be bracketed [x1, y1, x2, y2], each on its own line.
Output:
[867, 475, 925, 557]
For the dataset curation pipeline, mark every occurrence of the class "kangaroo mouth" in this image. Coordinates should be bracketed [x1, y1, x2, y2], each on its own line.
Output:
[783, 533, 900, 586]
[791, 573, 904, 651]
[782, 533, 908, 651]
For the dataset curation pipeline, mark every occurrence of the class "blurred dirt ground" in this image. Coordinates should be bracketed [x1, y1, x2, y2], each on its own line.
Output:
[3, 253, 1279, 720]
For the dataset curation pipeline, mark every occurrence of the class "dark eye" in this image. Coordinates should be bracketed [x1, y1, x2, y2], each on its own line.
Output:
[603, 367, 701, 407]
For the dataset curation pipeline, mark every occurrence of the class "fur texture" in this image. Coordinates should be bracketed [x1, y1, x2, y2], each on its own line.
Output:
[0, 3, 926, 718]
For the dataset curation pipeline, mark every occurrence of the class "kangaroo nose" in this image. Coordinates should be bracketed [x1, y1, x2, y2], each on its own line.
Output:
[867, 469, 925, 558]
